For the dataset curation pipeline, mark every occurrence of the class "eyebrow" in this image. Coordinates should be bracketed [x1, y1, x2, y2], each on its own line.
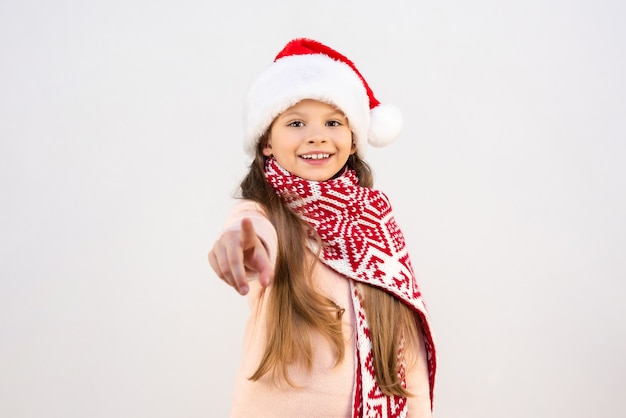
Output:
[280, 109, 347, 119]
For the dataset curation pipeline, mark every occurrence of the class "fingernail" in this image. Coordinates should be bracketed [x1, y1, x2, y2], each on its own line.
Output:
[240, 285, 249, 295]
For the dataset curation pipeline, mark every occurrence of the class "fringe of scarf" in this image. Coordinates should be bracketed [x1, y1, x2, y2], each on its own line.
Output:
[264, 158, 436, 417]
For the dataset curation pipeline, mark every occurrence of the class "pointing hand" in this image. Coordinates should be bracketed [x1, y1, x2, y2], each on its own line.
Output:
[208, 218, 274, 295]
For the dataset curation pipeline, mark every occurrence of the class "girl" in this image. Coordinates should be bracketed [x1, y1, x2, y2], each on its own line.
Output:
[208, 38, 436, 418]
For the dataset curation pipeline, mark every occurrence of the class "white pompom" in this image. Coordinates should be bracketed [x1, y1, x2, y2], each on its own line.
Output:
[368, 104, 404, 147]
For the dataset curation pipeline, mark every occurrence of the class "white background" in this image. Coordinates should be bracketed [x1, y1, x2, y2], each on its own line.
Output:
[1, 1, 625, 417]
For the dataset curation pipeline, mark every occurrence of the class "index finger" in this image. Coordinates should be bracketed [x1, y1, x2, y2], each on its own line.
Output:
[240, 218, 257, 250]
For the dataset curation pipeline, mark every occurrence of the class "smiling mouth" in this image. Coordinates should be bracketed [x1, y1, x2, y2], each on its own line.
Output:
[300, 153, 331, 160]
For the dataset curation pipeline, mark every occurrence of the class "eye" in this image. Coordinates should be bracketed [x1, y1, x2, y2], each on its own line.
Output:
[287, 120, 304, 128]
[326, 120, 343, 127]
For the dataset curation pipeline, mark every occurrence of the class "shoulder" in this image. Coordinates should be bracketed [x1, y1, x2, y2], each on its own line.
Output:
[228, 199, 269, 218]
[223, 199, 272, 229]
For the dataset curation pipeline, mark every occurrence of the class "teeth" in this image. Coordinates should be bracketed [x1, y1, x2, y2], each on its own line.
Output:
[301, 153, 330, 160]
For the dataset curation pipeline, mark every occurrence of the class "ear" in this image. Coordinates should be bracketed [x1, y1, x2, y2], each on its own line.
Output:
[350, 140, 357, 155]
[262, 142, 272, 157]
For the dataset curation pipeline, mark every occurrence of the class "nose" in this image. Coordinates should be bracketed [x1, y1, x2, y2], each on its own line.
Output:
[306, 126, 328, 144]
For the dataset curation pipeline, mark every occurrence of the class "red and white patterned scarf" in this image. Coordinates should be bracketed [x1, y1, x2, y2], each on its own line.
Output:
[264, 158, 437, 418]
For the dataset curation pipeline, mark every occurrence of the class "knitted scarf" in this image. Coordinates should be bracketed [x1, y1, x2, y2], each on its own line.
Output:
[264, 158, 436, 418]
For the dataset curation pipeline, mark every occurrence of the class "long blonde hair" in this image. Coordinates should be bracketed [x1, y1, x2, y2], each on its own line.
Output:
[239, 137, 419, 397]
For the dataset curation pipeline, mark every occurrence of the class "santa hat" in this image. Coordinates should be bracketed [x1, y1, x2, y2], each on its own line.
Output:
[243, 38, 403, 157]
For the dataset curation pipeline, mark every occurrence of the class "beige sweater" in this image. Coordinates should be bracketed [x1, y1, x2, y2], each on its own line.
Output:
[223, 200, 432, 418]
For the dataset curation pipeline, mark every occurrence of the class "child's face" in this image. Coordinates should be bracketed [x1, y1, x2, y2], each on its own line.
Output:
[263, 99, 356, 181]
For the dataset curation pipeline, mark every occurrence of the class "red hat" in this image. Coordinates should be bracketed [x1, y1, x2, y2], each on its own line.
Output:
[243, 38, 403, 157]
